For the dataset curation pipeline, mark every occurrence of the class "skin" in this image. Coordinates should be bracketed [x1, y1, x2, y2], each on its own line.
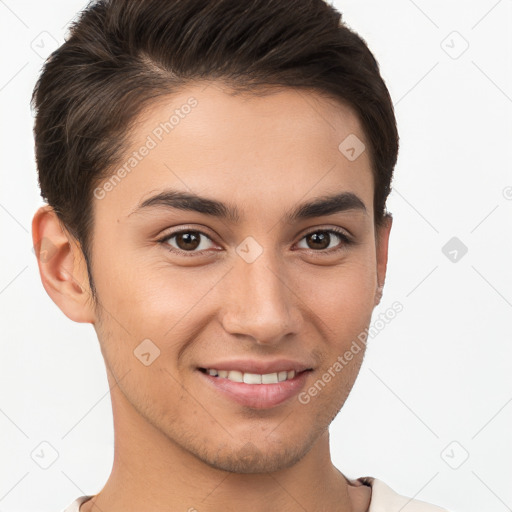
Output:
[32, 81, 392, 512]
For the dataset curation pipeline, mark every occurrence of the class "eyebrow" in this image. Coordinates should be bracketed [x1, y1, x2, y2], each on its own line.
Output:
[128, 189, 367, 223]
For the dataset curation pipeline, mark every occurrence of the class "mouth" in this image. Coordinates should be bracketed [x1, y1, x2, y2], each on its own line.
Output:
[196, 367, 313, 409]
[198, 367, 309, 384]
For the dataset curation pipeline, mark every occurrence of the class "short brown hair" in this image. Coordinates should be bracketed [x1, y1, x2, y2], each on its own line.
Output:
[31, 0, 399, 302]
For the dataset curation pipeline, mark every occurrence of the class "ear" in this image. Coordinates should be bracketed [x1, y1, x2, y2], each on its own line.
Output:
[32, 205, 96, 323]
[374, 213, 393, 306]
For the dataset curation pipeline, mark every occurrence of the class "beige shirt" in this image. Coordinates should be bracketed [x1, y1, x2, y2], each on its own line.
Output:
[61, 476, 451, 511]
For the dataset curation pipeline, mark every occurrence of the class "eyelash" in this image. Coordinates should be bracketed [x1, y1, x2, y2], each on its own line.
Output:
[156, 226, 354, 258]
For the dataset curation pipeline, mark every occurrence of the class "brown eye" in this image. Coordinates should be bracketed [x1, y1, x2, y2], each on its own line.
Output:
[174, 231, 201, 251]
[159, 229, 216, 255]
[305, 231, 330, 250]
[296, 228, 352, 253]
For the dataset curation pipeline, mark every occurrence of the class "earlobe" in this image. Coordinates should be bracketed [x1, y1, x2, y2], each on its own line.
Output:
[374, 214, 393, 306]
[31, 205, 96, 324]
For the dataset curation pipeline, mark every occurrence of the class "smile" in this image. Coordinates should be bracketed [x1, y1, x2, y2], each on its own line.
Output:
[198, 367, 297, 384]
[197, 367, 312, 409]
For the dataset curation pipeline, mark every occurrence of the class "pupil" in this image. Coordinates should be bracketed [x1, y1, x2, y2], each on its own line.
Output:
[178, 232, 200, 250]
[308, 231, 329, 250]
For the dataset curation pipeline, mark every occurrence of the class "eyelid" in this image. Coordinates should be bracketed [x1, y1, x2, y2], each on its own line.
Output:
[300, 224, 352, 240]
[156, 225, 219, 255]
[294, 226, 353, 253]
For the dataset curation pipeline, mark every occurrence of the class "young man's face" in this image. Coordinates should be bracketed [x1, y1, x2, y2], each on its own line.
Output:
[47, 82, 391, 474]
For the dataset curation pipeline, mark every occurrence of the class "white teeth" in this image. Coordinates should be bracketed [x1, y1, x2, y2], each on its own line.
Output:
[262, 372, 279, 384]
[243, 373, 262, 384]
[227, 370, 243, 382]
[203, 368, 299, 384]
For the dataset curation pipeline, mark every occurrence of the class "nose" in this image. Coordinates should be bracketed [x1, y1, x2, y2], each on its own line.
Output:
[220, 251, 303, 345]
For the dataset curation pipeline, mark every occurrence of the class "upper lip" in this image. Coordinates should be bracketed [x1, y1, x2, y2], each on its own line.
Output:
[197, 358, 314, 375]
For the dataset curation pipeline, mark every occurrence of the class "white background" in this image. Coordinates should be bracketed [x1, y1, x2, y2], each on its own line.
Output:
[0, 1, 511, 511]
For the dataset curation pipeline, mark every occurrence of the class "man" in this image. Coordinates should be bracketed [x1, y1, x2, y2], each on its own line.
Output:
[31, 0, 451, 510]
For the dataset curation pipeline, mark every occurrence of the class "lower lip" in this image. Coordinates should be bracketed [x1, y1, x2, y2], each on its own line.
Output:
[197, 369, 312, 409]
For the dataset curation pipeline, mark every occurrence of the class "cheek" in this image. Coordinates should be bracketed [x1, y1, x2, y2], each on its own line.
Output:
[94, 262, 226, 378]
[93, 250, 194, 333]
[296, 257, 377, 329]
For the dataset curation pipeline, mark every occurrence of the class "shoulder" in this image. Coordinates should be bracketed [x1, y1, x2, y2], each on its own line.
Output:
[60, 495, 93, 512]
[353, 476, 452, 512]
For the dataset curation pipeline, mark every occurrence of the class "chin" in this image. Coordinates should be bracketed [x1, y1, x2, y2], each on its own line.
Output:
[194, 435, 314, 475]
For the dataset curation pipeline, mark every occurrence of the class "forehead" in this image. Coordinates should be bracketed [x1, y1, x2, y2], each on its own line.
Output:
[93, 81, 374, 224]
